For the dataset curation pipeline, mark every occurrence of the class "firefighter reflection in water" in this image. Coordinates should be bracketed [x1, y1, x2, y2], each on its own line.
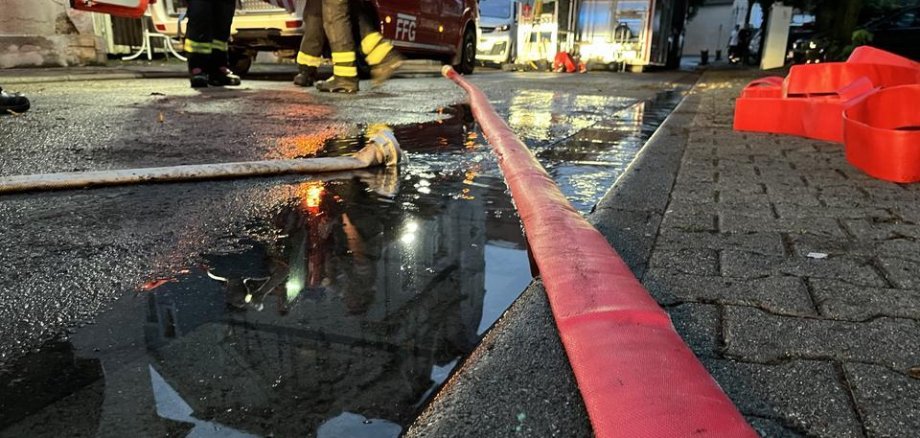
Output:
[222, 166, 398, 315]
[184, 0, 242, 88]
[294, 0, 404, 93]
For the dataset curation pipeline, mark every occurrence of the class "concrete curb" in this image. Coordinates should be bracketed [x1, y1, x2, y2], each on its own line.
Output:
[407, 75, 744, 437]
[0, 71, 184, 85]
[588, 80, 702, 279]
[405, 281, 593, 437]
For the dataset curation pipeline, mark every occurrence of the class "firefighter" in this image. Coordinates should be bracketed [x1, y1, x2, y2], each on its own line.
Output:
[315, 0, 404, 93]
[293, 0, 326, 87]
[184, 0, 242, 88]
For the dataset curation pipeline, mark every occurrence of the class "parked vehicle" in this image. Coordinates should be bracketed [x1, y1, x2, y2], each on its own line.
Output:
[576, 0, 689, 71]
[788, 23, 821, 64]
[477, 0, 516, 65]
[147, 0, 479, 74]
[861, 5, 920, 61]
[790, 6, 920, 64]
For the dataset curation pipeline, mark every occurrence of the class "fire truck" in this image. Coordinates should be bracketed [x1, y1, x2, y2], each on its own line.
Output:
[576, 0, 689, 71]
[72, 0, 479, 75]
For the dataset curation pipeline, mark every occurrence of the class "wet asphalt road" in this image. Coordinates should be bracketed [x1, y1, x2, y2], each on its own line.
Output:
[0, 67, 697, 436]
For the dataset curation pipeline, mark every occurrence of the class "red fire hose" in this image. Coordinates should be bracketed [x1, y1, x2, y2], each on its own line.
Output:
[442, 66, 757, 437]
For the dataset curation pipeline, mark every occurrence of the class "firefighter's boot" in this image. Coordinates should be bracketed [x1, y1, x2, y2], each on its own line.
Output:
[370, 51, 404, 87]
[316, 51, 359, 93]
[294, 52, 323, 87]
[209, 66, 242, 86]
[185, 39, 211, 88]
[293, 64, 319, 87]
[315, 75, 359, 93]
[361, 32, 403, 87]
[0, 87, 30, 114]
[189, 67, 209, 88]
[208, 44, 242, 87]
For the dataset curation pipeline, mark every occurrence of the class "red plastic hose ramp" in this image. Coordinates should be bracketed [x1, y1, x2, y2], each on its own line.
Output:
[844, 85, 920, 183]
[734, 76, 876, 143]
[443, 66, 757, 438]
[785, 63, 920, 97]
[847, 45, 920, 70]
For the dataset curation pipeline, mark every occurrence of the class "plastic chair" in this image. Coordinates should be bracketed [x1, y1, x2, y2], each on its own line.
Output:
[123, 10, 186, 61]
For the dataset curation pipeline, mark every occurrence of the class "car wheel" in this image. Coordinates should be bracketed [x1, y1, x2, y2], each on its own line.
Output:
[229, 50, 253, 75]
[453, 27, 476, 75]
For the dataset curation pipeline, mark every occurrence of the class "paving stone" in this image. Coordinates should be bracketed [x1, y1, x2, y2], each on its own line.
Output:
[747, 417, 805, 438]
[815, 186, 872, 205]
[810, 279, 920, 322]
[656, 230, 785, 256]
[645, 273, 815, 316]
[896, 203, 920, 223]
[762, 185, 819, 199]
[660, 209, 717, 232]
[670, 184, 717, 204]
[857, 184, 919, 201]
[680, 164, 718, 181]
[842, 219, 920, 241]
[723, 306, 920, 369]
[675, 169, 716, 185]
[717, 180, 769, 195]
[717, 199, 775, 217]
[683, 145, 718, 160]
[765, 190, 822, 207]
[789, 234, 876, 258]
[666, 303, 720, 357]
[719, 250, 886, 287]
[772, 203, 893, 221]
[876, 239, 920, 262]
[719, 190, 772, 205]
[754, 161, 798, 174]
[718, 213, 846, 237]
[845, 363, 920, 438]
[717, 158, 759, 175]
[647, 248, 719, 276]
[802, 169, 851, 187]
[877, 256, 920, 289]
[704, 359, 864, 438]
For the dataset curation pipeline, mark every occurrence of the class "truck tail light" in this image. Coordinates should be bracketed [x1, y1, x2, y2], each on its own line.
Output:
[155, 23, 167, 31]
[285, 20, 302, 29]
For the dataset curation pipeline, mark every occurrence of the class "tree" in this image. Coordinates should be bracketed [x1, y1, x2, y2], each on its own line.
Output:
[814, 0, 864, 42]
[740, 0, 863, 53]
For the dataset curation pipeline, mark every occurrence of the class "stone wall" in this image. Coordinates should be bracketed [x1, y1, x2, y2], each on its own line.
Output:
[0, 0, 106, 68]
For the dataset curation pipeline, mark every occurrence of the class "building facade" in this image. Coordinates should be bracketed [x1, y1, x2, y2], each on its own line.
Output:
[0, 0, 106, 68]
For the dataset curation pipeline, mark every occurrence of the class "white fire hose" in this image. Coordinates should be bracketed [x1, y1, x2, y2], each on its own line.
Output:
[0, 128, 401, 194]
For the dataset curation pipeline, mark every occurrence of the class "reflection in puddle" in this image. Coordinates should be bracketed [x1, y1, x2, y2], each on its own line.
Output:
[0, 86, 684, 436]
[539, 91, 684, 212]
[502, 88, 684, 212]
[0, 106, 532, 437]
[506, 90, 635, 147]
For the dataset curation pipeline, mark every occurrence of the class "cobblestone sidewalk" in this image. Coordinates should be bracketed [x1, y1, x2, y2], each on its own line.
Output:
[643, 70, 920, 437]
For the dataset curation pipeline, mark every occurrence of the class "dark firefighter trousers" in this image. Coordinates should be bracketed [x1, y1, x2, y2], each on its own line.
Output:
[297, 0, 394, 78]
[184, 0, 236, 74]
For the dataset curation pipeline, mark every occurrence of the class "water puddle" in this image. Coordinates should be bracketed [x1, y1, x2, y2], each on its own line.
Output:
[0, 88, 684, 436]
[540, 90, 685, 212]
